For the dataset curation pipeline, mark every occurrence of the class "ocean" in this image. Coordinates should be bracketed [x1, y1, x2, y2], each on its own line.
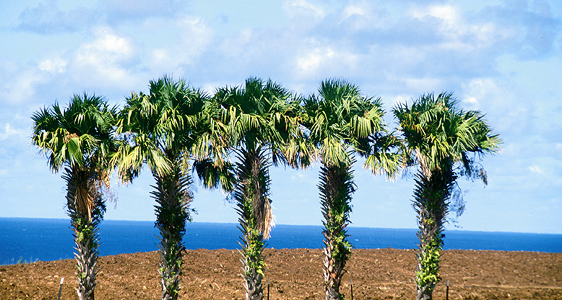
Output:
[1, 217, 561, 265]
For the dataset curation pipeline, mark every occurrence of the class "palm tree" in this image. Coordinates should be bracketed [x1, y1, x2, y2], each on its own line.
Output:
[32, 93, 117, 300]
[213, 77, 303, 300]
[116, 76, 227, 300]
[302, 79, 390, 300]
[393, 93, 500, 300]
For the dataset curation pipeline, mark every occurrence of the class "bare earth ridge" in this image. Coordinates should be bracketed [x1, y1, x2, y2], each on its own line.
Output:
[1, 248, 560, 299]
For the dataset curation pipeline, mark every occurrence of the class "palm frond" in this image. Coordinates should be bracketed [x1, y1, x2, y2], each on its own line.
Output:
[304, 79, 387, 167]
[193, 158, 236, 192]
[393, 92, 501, 178]
[363, 131, 405, 180]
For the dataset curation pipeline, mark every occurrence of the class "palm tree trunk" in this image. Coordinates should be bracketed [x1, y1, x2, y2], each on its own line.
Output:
[152, 162, 192, 300]
[413, 167, 455, 300]
[64, 168, 105, 300]
[319, 161, 355, 300]
[234, 147, 271, 300]
[240, 225, 265, 300]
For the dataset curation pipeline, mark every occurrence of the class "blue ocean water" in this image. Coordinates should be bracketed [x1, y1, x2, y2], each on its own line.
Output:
[1, 217, 561, 265]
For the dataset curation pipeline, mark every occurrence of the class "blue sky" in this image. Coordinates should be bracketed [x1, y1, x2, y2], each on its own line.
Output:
[1, 0, 561, 234]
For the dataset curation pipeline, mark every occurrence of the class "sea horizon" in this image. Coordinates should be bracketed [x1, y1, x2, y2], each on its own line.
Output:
[1, 217, 561, 265]
[2, 216, 560, 236]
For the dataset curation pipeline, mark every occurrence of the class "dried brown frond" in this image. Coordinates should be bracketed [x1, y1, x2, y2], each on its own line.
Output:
[94, 170, 117, 204]
[64, 132, 79, 143]
[254, 196, 274, 239]
[76, 185, 94, 222]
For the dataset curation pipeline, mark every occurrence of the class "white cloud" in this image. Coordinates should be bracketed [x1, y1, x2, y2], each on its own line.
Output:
[297, 47, 335, 74]
[143, 15, 213, 76]
[219, 29, 254, 59]
[338, 1, 400, 32]
[0, 69, 45, 105]
[464, 96, 479, 106]
[409, 4, 462, 38]
[459, 77, 534, 134]
[461, 78, 500, 109]
[409, 4, 520, 53]
[294, 43, 360, 79]
[152, 48, 169, 61]
[524, 158, 562, 188]
[78, 27, 134, 59]
[17, 0, 96, 33]
[403, 77, 442, 93]
[98, 33, 132, 56]
[38, 58, 67, 74]
[389, 94, 411, 107]
[0, 123, 26, 141]
[411, 5, 460, 28]
[71, 27, 136, 88]
[100, 0, 176, 21]
[470, 22, 515, 48]
[529, 165, 545, 176]
[176, 15, 213, 61]
[284, 0, 325, 20]
[343, 3, 366, 19]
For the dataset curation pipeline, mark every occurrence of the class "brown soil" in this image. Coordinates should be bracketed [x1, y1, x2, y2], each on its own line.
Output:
[0, 248, 560, 299]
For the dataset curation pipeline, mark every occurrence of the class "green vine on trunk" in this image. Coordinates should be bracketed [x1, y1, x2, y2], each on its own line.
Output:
[415, 229, 443, 288]
[234, 147, 270, 300]
[320, 160, 356, 300]
[152, 161, 192, 300]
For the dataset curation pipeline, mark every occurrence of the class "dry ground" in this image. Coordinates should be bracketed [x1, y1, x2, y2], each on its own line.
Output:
[0, 248, 561, 299]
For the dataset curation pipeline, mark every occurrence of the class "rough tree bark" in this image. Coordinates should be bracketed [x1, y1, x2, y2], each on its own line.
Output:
[235, 148, 271, 300]
[65, 168, 105, 300]
[320, 162, 355, 300]
[414, 167, 455, 300]
[153, 161, 192, 300]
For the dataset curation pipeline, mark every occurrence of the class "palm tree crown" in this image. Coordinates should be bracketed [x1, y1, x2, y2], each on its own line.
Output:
[116, 76, 213, 179]
[394, 92, 500, 177]
[33, 93, 117, 175]
[215, 78, 302, 160]
[303, 79, 385, 166]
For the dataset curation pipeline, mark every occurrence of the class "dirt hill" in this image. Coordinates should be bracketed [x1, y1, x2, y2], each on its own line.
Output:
[1, 248, 560, 299]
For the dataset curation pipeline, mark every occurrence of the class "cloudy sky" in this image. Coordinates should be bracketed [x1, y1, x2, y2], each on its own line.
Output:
[1, 0, 561, 234]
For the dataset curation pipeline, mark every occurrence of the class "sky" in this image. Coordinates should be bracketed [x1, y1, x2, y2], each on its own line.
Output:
[1, 0, 561, 234]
